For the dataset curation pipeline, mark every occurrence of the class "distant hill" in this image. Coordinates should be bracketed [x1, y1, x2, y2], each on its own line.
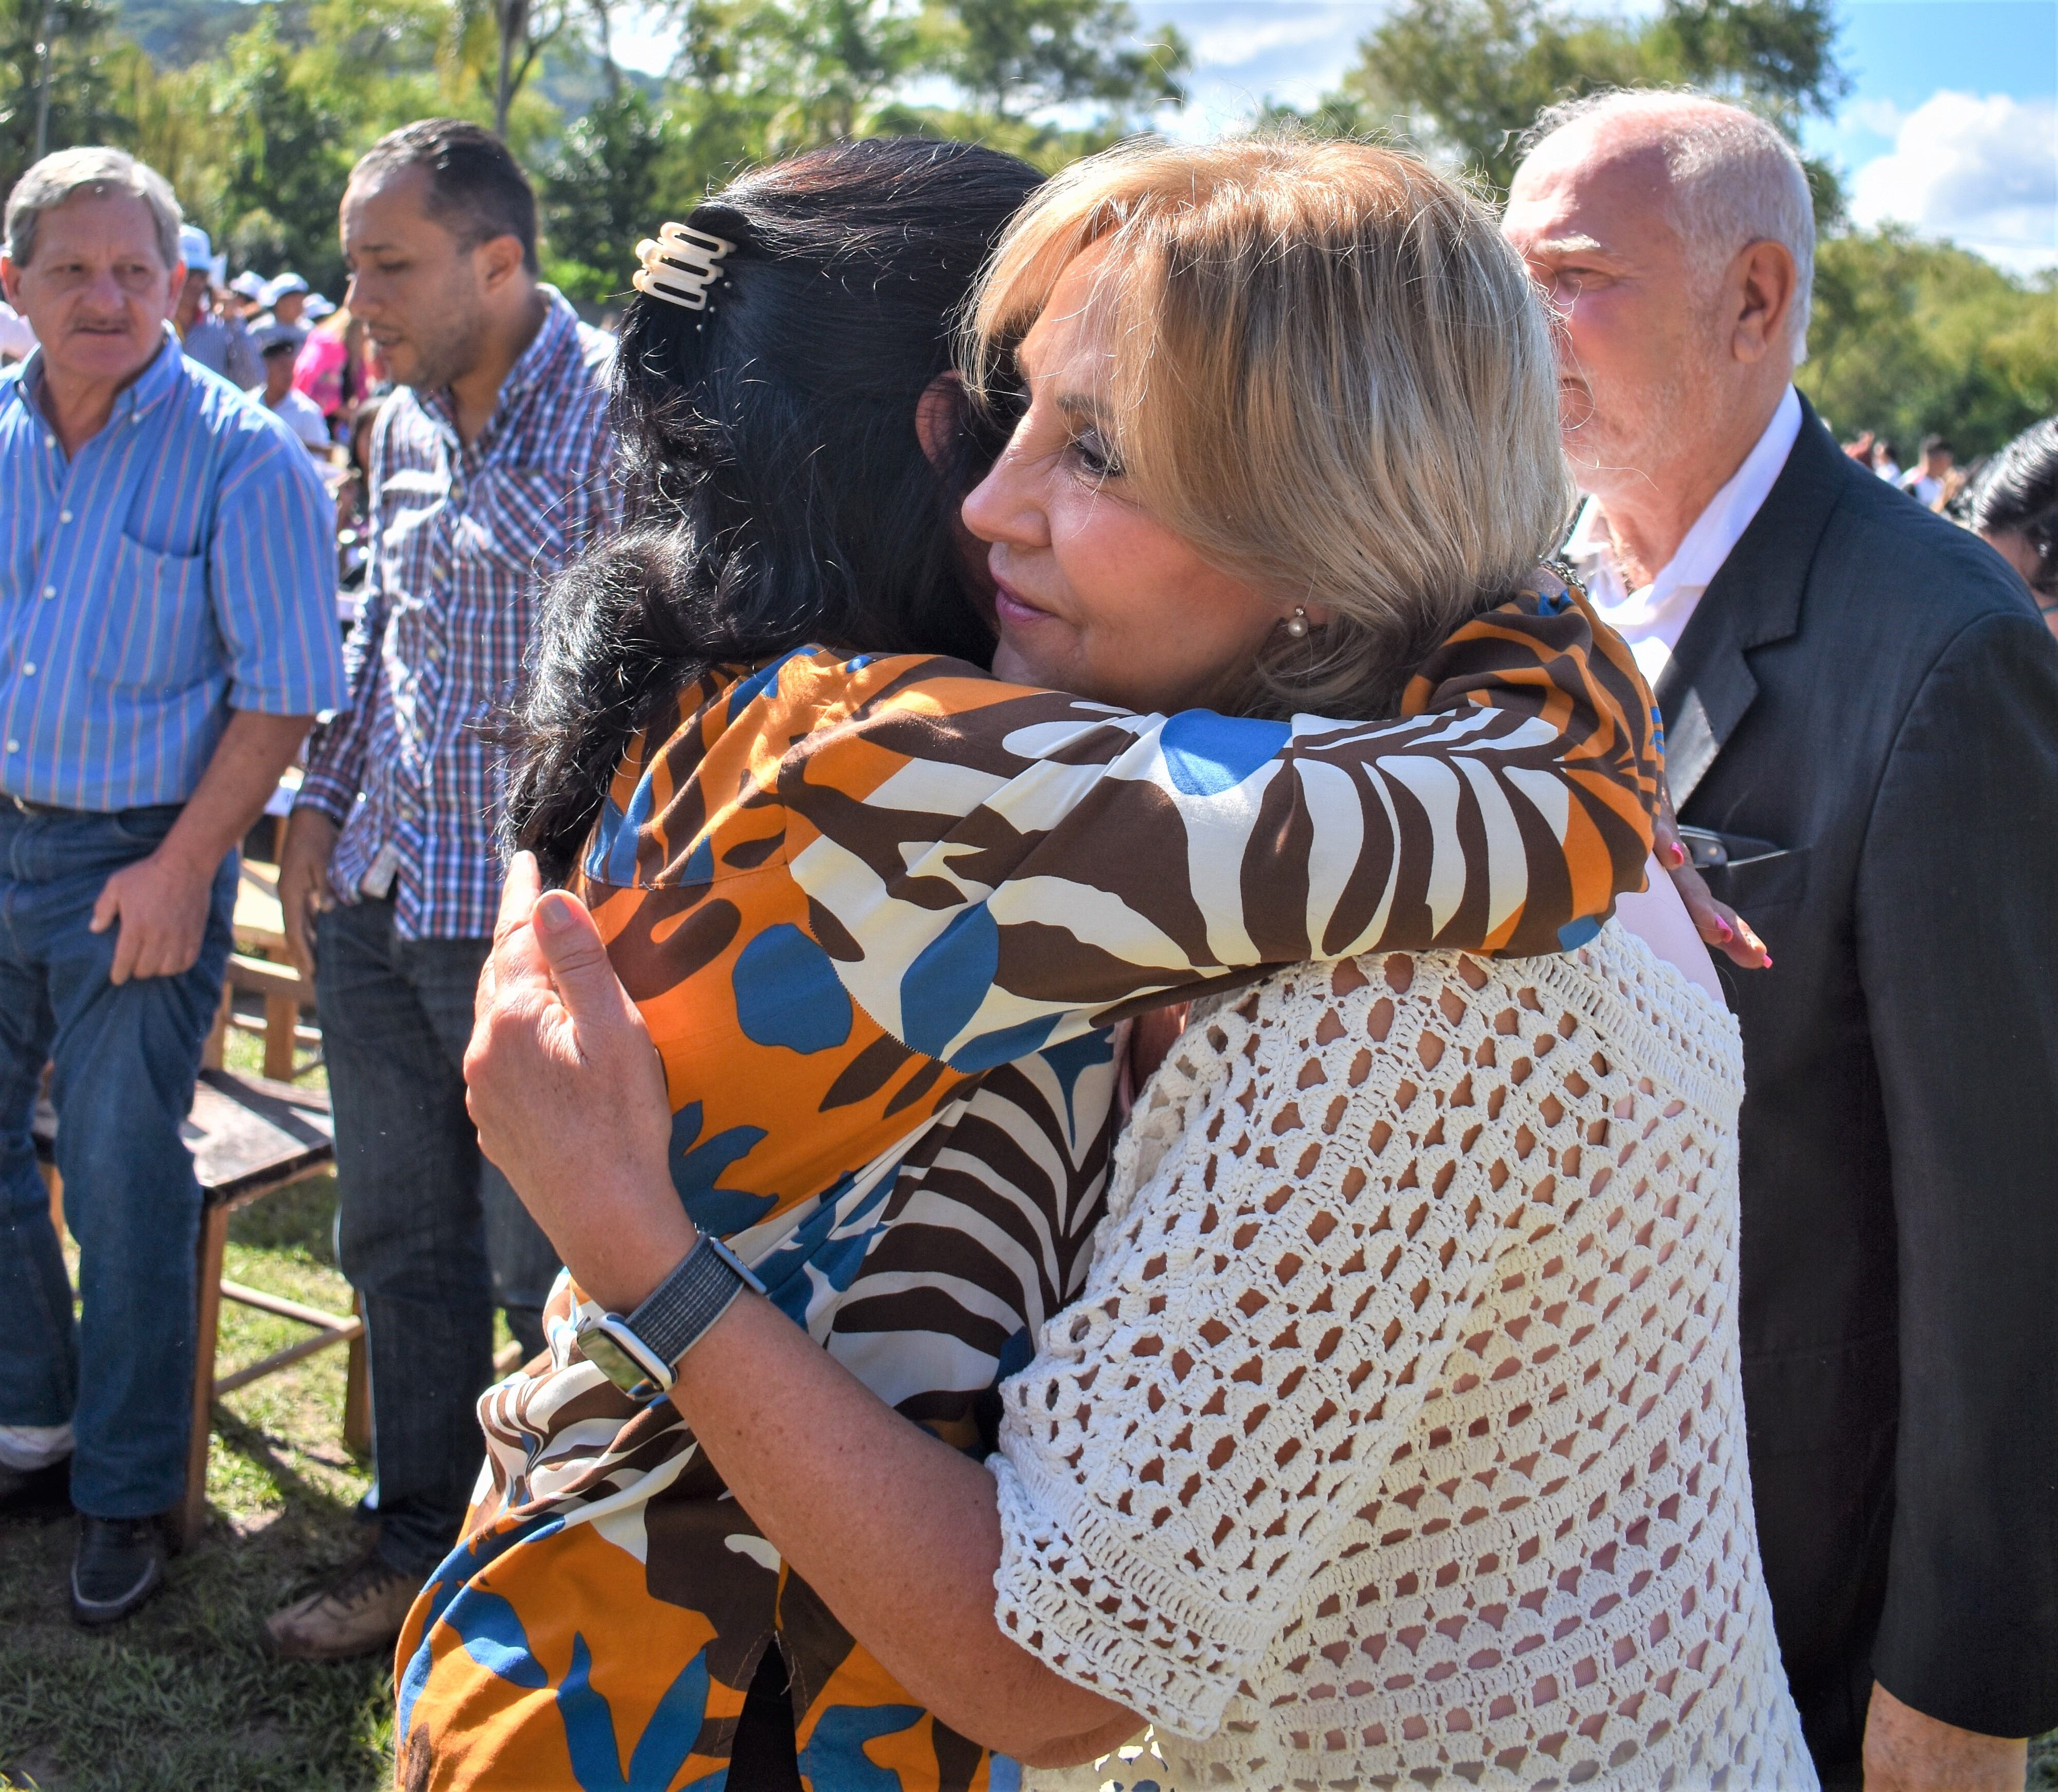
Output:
[108, 0, 663, 120]
[115, 0, 309, 66]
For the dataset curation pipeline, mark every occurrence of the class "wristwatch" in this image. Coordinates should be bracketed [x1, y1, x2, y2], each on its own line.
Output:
[574, 1231, 768, 1399]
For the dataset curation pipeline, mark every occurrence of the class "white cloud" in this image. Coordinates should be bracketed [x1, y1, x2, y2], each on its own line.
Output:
[1130, 0, 1377, 125]
[1181, 7, 1362, 70]
[1848, 91, 2058, 274]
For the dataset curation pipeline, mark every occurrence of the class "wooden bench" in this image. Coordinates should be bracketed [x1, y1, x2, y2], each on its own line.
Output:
[36, 1068, 368, 1550]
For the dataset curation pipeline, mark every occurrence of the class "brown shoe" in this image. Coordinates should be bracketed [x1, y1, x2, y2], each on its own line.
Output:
[265, 1550, 422, 1661]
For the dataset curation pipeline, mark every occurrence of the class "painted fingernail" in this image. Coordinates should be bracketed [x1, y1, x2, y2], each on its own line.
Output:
[1715, 921, 1734, 942]
[1666, 843, 1686, 867]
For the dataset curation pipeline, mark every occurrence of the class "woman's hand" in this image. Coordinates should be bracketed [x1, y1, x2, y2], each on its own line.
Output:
[1651, 790, 1771, 970]
[465, 853, 694, 1314]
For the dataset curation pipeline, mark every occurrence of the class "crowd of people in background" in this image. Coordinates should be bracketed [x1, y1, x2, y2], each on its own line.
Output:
[1, 90, 2056, 1792]
[1827, 418, 2058, 639]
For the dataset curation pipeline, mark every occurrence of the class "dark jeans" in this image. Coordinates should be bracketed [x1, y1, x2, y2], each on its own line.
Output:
[315, 896, 559, 1576]
[0, 802, 235, 1519]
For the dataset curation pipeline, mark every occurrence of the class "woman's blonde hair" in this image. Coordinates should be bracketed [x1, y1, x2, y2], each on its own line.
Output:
[967, 135, 1575, 718]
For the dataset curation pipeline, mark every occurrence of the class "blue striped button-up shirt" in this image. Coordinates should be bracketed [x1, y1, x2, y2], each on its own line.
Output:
[0, 330, 345, 811]
[297, 291, 618, 940]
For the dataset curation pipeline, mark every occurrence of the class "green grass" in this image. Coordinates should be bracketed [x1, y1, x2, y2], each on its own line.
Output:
[0, 1030, 397, 1792]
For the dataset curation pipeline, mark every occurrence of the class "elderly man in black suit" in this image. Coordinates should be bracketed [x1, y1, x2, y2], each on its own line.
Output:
[1505, 89, 2058, 1792]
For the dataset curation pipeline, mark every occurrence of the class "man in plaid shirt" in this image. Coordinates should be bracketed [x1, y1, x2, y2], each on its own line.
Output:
[272, 120, 619, 1659]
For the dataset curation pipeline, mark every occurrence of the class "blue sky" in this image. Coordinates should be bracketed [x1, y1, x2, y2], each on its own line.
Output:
[614, 0, 2058, 271]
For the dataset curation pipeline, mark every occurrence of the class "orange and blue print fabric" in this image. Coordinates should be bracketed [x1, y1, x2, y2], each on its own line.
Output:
[394, 576, 1661, 1792]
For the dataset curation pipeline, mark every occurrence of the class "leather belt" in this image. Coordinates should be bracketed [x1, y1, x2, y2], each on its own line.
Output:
[2, 792, 65, 817]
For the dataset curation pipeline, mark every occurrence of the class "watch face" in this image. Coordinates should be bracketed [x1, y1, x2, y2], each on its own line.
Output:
[579, 1325, 653, 1397]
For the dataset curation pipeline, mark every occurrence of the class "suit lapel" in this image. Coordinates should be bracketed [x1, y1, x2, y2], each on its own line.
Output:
[1653, 394, 1847, 810]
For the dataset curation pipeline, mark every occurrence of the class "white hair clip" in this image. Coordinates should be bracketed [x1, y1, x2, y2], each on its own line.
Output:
[633, 222, 735, 313]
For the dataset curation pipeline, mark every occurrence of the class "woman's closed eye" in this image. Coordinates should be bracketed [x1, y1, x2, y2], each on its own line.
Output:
[1069, 427, 1123, 483]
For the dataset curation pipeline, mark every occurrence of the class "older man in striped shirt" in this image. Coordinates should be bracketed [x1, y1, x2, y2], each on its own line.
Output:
[269, 120, 618, 1660]
[0, 148, 344, 1623]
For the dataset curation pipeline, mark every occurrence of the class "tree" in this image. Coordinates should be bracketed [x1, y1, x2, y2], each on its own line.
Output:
[1800, 227, 2058, 460]
[210, 12, 354, 287]
[492, 0, 568, 134]
[1311, 0, 1846, 198]
[538, 86, 677, 298]
[663, 0, 921, 165]
[937, 0, 1186, 121]
[0, 0, 131, 197]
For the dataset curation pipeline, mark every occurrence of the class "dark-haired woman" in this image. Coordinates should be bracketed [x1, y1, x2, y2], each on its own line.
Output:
[395, 137, 1675, 1792]
[1967, 417, 2058, 639]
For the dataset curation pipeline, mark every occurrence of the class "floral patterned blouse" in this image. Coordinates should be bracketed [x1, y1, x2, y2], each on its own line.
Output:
[393, 576, 1662, 1792]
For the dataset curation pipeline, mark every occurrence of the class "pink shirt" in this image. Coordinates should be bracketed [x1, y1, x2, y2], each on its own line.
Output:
[292, 330, 348, 417]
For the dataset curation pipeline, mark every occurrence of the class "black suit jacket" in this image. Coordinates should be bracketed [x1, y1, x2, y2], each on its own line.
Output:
[1654, 396, 2058, 1776]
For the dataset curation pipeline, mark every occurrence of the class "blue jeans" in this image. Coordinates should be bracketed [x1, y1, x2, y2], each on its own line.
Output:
[315, 897, 559, 1576]
[0, 803, 235, 1519]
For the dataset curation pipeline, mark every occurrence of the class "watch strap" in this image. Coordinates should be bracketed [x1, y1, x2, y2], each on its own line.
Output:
[624, 1231, 768, 1377]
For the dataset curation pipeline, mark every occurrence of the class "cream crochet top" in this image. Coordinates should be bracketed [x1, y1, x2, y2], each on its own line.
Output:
[991, 925, 1815, 1791]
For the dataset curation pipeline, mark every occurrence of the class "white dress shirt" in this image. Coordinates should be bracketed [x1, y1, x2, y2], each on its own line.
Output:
[1565, 384, 1803, 687]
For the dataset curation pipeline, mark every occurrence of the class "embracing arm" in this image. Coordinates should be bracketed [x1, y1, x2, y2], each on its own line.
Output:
[579, 589, 1667, 1079]
[468, 858, 1142, 1763]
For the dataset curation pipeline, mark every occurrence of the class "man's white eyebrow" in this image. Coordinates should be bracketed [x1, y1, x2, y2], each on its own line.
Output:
[1521, 234, 1616, 259]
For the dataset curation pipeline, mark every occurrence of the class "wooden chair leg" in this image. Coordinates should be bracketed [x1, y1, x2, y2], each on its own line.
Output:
[261, 992, 299, 1081]
[181, 1202, 230, 1552]
[343, 1291, 371, 1459]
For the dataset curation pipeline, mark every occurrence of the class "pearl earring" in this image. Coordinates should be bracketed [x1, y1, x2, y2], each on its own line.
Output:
[1285, 607, 1309, 638]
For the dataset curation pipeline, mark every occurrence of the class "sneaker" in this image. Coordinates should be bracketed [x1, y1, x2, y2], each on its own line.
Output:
[70, 1515, 167, 1626]
[0, 1455, 73, 1519]
[265, 1550, 422, 1662]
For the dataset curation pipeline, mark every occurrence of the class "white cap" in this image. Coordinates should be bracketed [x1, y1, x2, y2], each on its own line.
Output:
[260, 272, 310, 305]
[229, 271, 267, 300]
[178, 224, 211, 271]
[301, 293, 336, 320]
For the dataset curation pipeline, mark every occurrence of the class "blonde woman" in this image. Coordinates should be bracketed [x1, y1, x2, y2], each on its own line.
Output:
[456, 136, 1806, 1792]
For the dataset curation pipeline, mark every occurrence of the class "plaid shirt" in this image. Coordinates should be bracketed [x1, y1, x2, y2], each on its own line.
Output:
[298, 292, 619, 939]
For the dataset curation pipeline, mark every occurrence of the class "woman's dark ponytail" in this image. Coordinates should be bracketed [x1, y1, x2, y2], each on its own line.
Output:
[504, 138, 1043, 883]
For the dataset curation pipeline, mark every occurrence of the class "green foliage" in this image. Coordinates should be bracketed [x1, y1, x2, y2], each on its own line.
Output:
[1304, 0, 1845, 198]
[936, 0, 1186, 120]
[1800, 227, 2058, 461]
[538, 87, 676, 297]
[209, 12, 356, 288]
[669, 0, 924, 167]
[41, 0, 1185, 295]
[0, 0, 134, 200]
